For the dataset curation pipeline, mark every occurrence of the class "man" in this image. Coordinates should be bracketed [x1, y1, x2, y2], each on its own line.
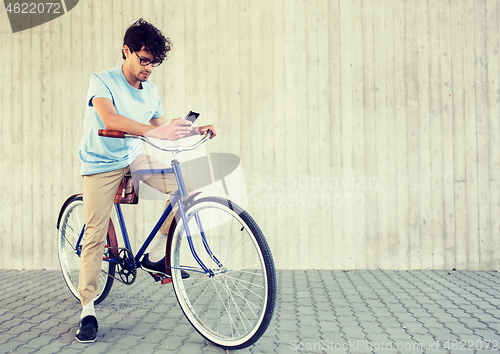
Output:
[77, 18, 215, 343]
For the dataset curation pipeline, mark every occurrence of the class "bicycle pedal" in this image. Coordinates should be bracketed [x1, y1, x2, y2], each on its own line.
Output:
[148, 272, 171, 283]
[153, 274, 172, 284]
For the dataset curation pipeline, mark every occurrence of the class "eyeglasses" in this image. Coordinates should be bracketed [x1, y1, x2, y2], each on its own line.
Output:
[134, 52, 162, 67]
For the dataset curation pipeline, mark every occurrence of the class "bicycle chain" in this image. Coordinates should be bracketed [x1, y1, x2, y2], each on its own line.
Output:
[101, 268, 130, 285]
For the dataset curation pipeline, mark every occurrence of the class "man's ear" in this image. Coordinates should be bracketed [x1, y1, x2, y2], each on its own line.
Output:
[123, 45, 131, 58]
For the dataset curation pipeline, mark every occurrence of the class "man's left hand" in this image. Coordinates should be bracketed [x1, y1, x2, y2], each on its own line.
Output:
[196, 125, 217, 139]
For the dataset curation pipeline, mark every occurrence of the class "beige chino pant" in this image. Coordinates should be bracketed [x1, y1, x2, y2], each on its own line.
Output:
[79, 153, 183, 306]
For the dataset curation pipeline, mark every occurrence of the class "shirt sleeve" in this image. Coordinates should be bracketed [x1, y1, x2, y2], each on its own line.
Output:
[86, 74, 114, 107]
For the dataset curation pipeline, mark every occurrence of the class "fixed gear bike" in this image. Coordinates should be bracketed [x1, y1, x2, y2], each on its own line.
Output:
[56, 130, 277, 349]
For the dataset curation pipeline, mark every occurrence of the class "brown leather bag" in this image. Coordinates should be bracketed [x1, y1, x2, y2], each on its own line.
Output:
[114, 174, 139, 204]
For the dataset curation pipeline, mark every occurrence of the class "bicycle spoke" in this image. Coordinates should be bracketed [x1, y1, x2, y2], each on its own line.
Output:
[226, 267, 264, 278]
[226, 275, 260, 321]
[200, 280, 220, 325]
[214, 275, 253, 330]
[182, 275, 212, 291]
[74, 207, 82, 231]
[61, 229, 76, 251]
[223, 218, 234, 267]
[213, 276, 262, 314]
[224, 276, 237, 337]
[187, 277, 212, 308]
[224, 274, 265, 301]
[210, 277, 241, 337]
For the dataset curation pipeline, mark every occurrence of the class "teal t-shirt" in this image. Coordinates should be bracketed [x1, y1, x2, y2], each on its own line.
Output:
[79, 66, 165, 175]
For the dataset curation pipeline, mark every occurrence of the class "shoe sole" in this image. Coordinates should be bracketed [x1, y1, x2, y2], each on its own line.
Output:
[75, 336, 96, 343]
[141, 265, 172, 277]
[141, 265, 190, 279]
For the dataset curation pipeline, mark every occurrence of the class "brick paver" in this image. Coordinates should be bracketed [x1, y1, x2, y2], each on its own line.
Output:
[0, 269, 499, 353]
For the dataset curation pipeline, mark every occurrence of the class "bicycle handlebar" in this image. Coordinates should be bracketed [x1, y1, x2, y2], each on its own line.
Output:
[98, 129, 213, 153]
[98, 130, 127, 139]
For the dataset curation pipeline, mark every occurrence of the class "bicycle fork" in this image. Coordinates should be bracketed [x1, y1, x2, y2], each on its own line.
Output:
[177, 200, 224, 276]
[171, 156, 223, 277]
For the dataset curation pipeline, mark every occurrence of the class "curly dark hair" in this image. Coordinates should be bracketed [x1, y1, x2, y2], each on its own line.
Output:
[122, 18, 172, 62]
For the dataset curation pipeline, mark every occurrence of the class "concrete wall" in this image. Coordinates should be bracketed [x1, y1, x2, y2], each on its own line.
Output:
[1, 0, 499, 270]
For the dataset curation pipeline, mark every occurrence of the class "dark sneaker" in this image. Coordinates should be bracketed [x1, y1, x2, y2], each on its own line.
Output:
[75, 315, 98, 343]
[141, 254, 190, 279]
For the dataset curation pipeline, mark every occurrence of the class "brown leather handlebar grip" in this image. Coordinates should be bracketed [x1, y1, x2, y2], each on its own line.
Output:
[98, 130, 126, 138]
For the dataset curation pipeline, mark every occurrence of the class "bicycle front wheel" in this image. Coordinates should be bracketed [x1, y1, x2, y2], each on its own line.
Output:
[57, 194, 115, 304]
[168, 196, 276, 350]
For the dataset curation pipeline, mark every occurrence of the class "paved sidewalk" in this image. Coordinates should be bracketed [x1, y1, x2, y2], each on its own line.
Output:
[0, 269, 499, 353]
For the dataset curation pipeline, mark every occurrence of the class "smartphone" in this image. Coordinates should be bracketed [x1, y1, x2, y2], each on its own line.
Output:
[184, 111, 200, 124]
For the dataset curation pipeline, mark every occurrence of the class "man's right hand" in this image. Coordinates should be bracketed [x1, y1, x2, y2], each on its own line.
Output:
[145, 119, 193, 140]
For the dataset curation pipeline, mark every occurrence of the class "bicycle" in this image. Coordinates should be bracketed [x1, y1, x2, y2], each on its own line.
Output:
[56, 130, 277, 349]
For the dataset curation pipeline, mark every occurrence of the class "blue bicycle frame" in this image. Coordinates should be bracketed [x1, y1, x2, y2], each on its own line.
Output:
[73, 158, 218, 276]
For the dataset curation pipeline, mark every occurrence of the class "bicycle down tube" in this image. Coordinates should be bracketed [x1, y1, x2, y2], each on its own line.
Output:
[107, 155, 218, 276]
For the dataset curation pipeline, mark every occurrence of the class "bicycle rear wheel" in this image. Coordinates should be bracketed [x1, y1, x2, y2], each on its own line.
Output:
[57, 194, 115, 304]
[168, 196, 276, 350]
